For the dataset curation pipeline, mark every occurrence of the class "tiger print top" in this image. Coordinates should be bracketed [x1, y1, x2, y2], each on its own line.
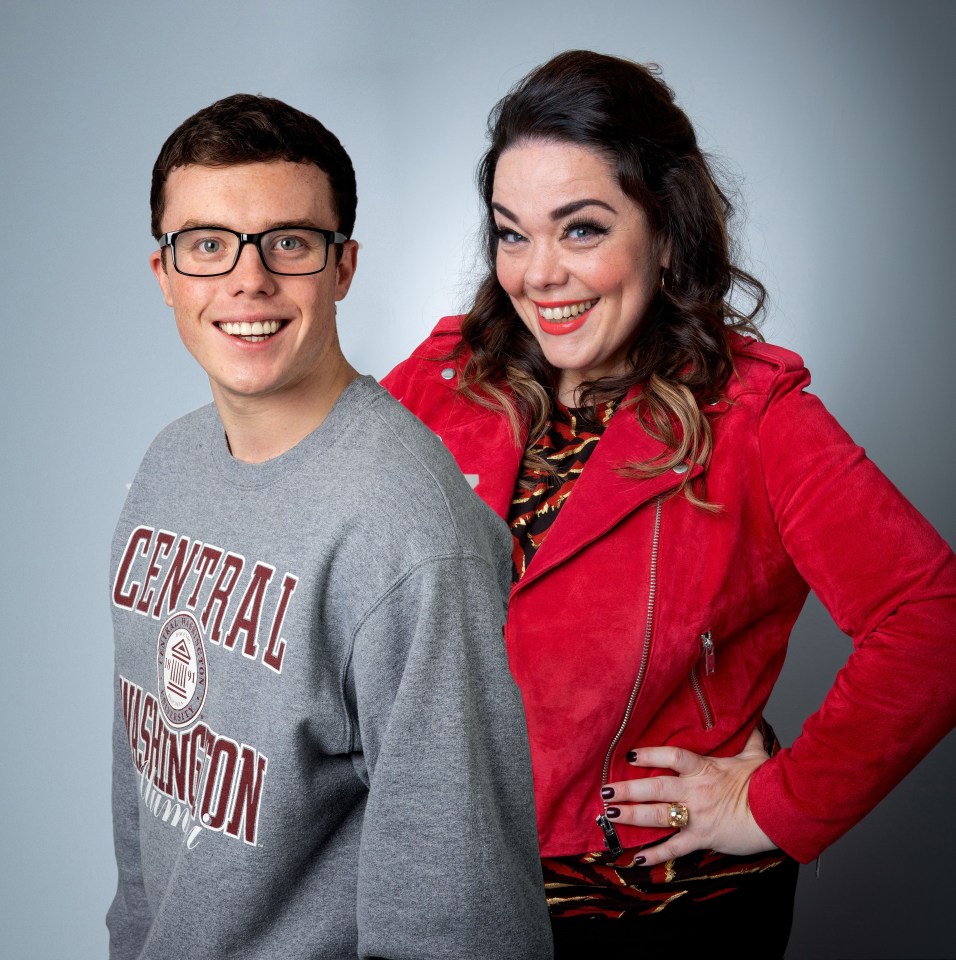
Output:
[507, 397, 619, 581]
[508, 397, 788, 918]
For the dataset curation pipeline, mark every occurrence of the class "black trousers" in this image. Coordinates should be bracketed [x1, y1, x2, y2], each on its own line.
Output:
[550, 855, 800, 958]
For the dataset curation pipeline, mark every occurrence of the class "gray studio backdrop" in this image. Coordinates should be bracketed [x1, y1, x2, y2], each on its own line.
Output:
[2, 2, 953, 958]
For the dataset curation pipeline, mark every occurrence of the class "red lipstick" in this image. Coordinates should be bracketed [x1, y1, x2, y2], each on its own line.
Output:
[533, 299, 597, 336]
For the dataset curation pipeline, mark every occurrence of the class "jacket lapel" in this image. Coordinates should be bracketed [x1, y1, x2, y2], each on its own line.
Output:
[515, 394, 701, 589]
[439, 385, 701, 585]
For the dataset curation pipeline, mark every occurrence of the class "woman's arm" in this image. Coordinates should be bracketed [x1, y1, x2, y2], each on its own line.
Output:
[605, 356, 956, 864]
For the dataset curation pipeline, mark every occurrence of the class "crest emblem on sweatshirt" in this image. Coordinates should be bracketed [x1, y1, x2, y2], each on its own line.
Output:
[157, 611, 208, 727]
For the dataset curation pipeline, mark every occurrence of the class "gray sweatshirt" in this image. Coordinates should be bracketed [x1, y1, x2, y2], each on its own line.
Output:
[107, 376, 552, 959]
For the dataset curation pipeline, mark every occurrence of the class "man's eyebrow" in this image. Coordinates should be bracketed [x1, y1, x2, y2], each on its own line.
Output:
[265, 218, 326, 230]
[491, 199, 617, 224]
[175, 218, 325, 232]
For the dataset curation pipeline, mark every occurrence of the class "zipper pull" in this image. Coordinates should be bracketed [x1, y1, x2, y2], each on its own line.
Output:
[700, 631, 715, 676]
[596, 814, 623, 857]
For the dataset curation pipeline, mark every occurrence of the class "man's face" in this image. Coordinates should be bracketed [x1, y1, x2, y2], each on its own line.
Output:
[150, 161, 357, 412]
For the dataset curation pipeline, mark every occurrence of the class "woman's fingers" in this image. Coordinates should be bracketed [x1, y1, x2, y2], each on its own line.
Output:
[601, 736, 777, 865]
[603, 774, 682, 803]
[624, 744, 707, 776]
[604, 799, 692, 831]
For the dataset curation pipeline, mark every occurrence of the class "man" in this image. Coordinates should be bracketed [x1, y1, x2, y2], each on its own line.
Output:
[107, 94, 551, 960]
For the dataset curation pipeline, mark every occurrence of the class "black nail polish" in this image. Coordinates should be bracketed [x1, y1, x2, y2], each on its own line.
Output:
[606, 806, 621, 819]
[632, 855, 646, 866]
[626, 750, 637, 763]
[601, 786, 615, 800]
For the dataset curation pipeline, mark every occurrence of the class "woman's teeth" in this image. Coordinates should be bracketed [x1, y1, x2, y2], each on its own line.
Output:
[220, 320, 281, 341]
[538, 299, 597, 321]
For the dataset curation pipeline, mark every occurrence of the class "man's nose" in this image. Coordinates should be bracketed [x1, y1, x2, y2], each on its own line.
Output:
[228, 240, 276, 293]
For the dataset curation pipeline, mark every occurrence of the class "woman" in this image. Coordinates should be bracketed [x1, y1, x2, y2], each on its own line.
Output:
[384, 50, 956, 956]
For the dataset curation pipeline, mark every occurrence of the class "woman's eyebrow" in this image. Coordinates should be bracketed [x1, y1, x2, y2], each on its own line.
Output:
[492, 202, 520, 223]
[491, 199, 617, 224]
[550, 198, 616, 219]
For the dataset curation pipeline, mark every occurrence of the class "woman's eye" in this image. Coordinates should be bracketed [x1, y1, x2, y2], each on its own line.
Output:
[494, 226, 525, 244]
[564, 221, 607, 241]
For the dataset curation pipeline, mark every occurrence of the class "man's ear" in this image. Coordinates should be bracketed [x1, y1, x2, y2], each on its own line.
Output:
[149, 248, 174, 308]
[334, 239, 358, 302]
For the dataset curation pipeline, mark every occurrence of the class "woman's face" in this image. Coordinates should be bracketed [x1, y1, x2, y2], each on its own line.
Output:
[492, 140, 665, 405]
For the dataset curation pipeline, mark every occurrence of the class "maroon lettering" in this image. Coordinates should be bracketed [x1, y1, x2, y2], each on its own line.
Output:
[137, 531, 175, 615]
[263, 573, 298, 674]
[201, 553, 244, 644]
[139, 695, 157, 770]
[112, 527, 153, 609]
[153, 536, 203, 619]
[148, 698, 164, 779]
[187, 724, 212, 809]
[200, 738, 239, 830]
[119, 684, 270, 848]
[186, 545, 223, 609]
[166, 727, 188, 802]
[121, 677, 142, 759]
[226, 747, 268, 845]
[223, 562, 274, 658]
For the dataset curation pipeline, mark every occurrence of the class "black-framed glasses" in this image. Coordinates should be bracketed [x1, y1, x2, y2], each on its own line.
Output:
[159, 226, 347, 277]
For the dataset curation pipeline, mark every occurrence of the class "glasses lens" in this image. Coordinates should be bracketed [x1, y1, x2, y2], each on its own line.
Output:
[172, 229, 240, 276]
[170, 228, 331, 276]
[260, 229, 329, 274]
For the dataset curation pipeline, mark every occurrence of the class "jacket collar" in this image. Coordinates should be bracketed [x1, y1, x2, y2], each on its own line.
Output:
[514, 388, 700, 589]
[443, 383, 701, 588]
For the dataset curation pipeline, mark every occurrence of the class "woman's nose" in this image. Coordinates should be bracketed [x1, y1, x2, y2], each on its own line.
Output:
[524, 241, 568, 290]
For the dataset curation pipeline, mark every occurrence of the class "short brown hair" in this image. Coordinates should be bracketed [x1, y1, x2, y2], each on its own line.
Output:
[150, 93, 357, 241]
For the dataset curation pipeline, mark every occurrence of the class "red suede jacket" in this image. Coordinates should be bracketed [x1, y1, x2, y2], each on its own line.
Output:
[383, 317, 956, 862]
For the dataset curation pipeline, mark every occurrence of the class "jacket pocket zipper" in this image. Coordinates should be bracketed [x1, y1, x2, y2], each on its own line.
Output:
[596, 496, 663, 857]
[690, 630, 716, 730]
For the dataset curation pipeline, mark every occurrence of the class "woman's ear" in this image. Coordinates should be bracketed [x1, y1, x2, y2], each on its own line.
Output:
[659, 236, 672, 271]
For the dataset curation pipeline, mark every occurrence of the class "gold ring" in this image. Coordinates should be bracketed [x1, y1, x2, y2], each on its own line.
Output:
[666, 802, 690, 829]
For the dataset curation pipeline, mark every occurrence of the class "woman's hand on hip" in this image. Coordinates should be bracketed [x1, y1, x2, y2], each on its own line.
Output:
[602, 727, 777, 866]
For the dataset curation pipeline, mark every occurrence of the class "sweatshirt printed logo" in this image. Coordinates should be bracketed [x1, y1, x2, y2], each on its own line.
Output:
[112, 525, 293, 851]
[157, 612, 208, 727]
[112, 525, 298, 674]
[119, 675, 268, 849]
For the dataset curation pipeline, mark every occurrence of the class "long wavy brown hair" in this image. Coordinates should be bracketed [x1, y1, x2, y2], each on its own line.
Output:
[457, 50, 765, 505]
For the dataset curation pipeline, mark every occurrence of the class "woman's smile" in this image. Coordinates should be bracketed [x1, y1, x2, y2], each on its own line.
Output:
[534, 298, 599, 334]
[492, 141, 665, 404]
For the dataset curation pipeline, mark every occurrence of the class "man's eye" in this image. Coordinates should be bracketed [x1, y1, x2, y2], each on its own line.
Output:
[199, 238, 223, 254]
[276, 236, 303, 251]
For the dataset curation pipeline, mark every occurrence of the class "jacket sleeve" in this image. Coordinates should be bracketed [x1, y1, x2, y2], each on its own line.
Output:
[106, 673, 153, 959]
[747, 360, 956, 862]
[350, 554, 553, 960]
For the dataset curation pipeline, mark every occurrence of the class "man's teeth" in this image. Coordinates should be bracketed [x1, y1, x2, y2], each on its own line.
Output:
[538, 299, 597, 321]
[220, 320, 281, 338]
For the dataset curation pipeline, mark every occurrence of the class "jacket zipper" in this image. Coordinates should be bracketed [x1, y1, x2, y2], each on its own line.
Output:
[690, 630, 716, 730]
[596, 495, 663, 857]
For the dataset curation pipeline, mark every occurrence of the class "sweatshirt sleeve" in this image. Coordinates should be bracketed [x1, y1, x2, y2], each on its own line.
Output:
[350, 554, 553, 960]
[106, 673, 153, 959]
[747, 360, 956, 862]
